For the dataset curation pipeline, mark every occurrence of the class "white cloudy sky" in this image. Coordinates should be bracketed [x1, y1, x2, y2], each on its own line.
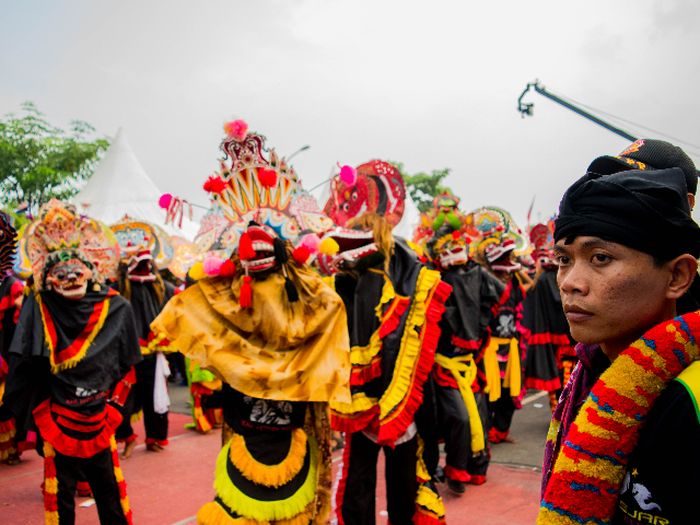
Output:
[2, 0, 699, 227]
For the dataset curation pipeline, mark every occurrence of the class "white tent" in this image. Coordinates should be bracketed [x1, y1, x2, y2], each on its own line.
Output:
[72, 129, 200, 240]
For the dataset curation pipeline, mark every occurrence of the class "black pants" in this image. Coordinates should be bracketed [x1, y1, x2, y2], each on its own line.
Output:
[337, 431, 418, 525]
[54, 447, 127, 525]
[437, 386, 490, 476]
[490, 391, 516, 433]
[115, 355, 168, 441]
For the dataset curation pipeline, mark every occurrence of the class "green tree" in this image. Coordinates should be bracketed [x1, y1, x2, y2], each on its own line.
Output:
[0, 102, 109, 213]
[392, 162, 453, 213]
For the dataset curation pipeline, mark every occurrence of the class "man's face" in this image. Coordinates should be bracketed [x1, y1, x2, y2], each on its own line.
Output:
[45, 259, 93, 300]
[554, 236, 671, 356]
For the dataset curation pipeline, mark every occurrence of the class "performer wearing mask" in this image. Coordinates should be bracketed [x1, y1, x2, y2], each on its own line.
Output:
[3, 200, 140, 525]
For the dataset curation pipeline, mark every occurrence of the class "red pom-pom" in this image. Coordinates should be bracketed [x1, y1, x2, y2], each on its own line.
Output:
[219, 259, 235, 277]
[238, 233, 256, 261]
[258, 168, 278, 188]
[158, 193, 173, 209]
[239, 275, 253, 308]
[203, 175, 226, 194]
[292, 246, 311, 265]
[451, 231, 461, 240]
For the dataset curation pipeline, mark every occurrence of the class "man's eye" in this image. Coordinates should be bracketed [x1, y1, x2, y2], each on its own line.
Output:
[592, 253, 612, 264]
[555, 255, 570, 266]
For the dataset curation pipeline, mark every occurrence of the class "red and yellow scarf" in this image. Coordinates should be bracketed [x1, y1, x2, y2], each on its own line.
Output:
[539, 311, 700, 524]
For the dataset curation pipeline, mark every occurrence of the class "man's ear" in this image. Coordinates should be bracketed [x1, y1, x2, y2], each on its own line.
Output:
[688, 193, 695, 211]
[666, 254, 698, 299]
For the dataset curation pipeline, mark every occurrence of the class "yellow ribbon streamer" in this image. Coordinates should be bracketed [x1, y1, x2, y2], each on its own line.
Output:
[434, 353, 485, 453]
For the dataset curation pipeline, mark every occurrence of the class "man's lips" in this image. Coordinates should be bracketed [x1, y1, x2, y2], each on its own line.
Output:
[564, 304, 593, 322]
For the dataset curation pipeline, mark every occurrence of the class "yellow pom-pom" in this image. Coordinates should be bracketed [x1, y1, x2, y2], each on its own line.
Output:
[319, 237, 339, 255]
[189, 262, 205, 281]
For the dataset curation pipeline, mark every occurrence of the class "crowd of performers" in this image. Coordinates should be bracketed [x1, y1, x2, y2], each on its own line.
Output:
[0, 120, 586, 525]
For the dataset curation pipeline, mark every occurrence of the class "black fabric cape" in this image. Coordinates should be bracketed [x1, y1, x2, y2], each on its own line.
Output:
[0, 276, 21, 359]
[127, 280, 175, 340]
[334, 238, 423, 402]
[3, 288, 141, 433]
[437, 262, 505, 357]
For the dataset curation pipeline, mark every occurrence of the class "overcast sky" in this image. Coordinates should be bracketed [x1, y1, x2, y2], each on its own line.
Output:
[2, 0, 699, 228]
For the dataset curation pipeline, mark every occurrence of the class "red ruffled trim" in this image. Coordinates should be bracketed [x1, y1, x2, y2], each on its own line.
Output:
[117, 433, 138, 444]
[379, 297, 410, 338]
[334, 431, 354, 525]
[414, 505, 447, 525]
[451, 334, 481, 350]
[33, 400, 122, 458]
[524, 376, 561, 392]
[377, 280, 451, 446]
[350, 356, 382, 386]
[331, 405, 379, 434]
[444, 464, 471, 482]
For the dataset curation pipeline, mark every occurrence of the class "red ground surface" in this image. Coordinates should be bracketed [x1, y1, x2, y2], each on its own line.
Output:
[0, 413, 540, 524]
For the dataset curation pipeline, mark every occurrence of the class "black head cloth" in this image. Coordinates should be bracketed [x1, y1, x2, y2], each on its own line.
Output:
[554, 167, 700, 260]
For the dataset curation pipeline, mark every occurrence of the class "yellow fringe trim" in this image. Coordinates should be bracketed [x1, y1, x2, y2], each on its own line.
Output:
[140, 332, 177, 356]
[331, 392, 377, 415]
[415, 483, 446, 519]
[43, 441, 59, 525]
[213, 435, 318, 522]
[197, 501, 315, 525]
[131, 410, 143, 424]
[229, 429, 307, 488]
[37, 294, 111, 374]
[110, 435, 132, 517]
[379, 267, 439, 420]
[415, 436, 430, 483]
[482, 337, 502, 402]
[349, 271, 401, 366]
[435, 353, 485, 453]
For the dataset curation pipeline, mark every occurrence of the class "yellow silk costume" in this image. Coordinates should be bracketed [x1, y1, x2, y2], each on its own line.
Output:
[151, 265, 351, 405]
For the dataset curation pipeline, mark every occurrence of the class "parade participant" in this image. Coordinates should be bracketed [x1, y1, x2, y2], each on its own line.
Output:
[185, 356, 223, 434]
[110, 220, 176, 458]
[3, 200, 140, 525]
[425, 202, 505, 493]
[587, 138, 700, 315]
[152, 122, 351, 525]
[521, 222, 576, 410]
[0, 211, 24, 464]
[471, 212, 530, 445]
[539, 168, 700, 525]
[322, 161, 451, 525]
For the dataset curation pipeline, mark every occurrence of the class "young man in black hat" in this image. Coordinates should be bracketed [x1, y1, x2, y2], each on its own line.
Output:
[538, 167, 700, 525]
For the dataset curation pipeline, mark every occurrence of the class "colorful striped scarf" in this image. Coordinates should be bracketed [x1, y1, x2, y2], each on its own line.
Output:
[538, 310, 700, 525]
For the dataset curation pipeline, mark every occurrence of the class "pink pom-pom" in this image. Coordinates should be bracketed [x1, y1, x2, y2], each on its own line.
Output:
[224, 119, 248, 141]
[339, 165, 357, 186]
[159, 193, 173, 209]
[203, 255, 225, 276]
[300, 233, 321, 254]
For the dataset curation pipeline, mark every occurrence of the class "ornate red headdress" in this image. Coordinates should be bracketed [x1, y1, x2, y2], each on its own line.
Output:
[324, 160, 406, 227]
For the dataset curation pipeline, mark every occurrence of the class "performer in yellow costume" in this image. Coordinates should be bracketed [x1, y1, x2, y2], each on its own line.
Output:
[152, 121, 350, 524]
